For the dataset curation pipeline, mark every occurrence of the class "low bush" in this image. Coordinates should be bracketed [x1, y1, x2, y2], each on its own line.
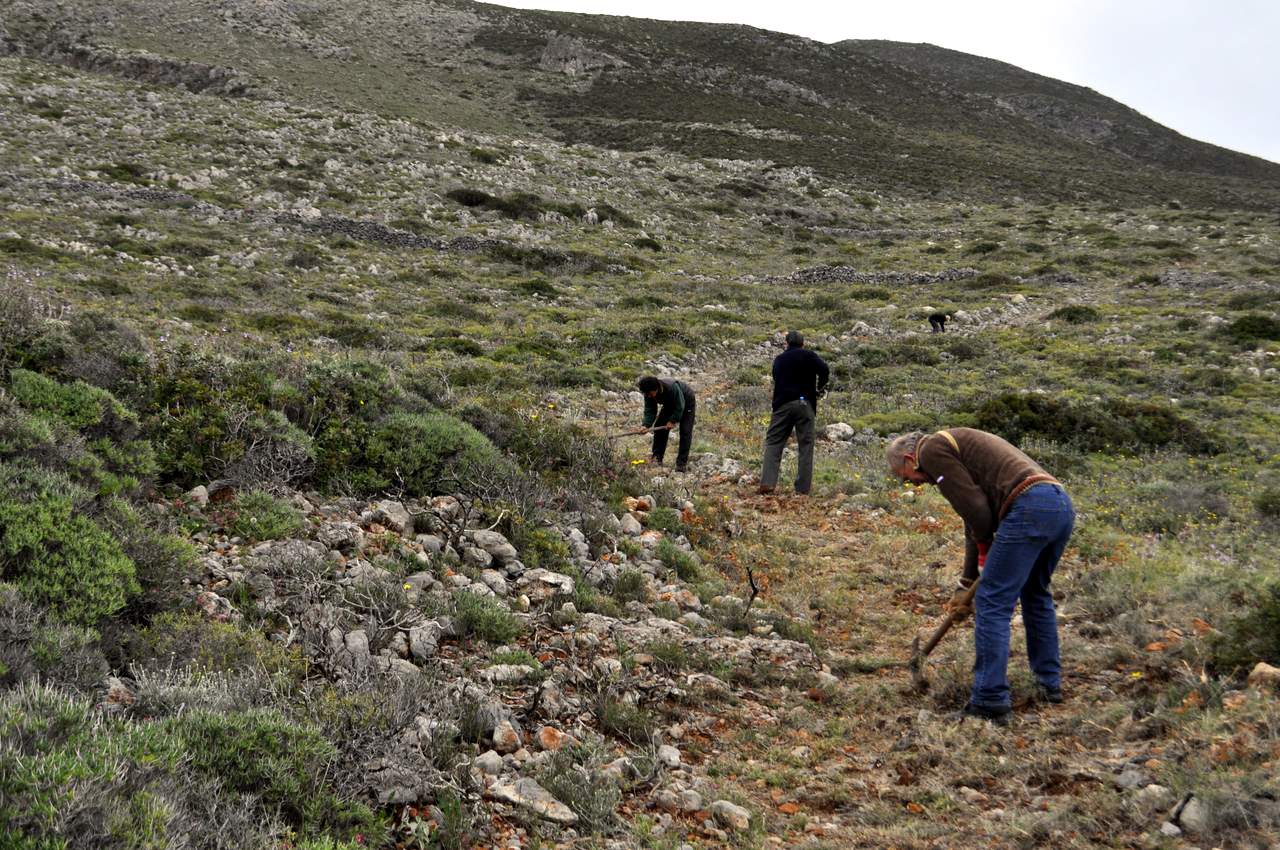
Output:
[1223, 313, 1280, 346]
[0, 683, 383, 848]
[0, 463, 138, 627]
[964, 393, 1218, 455]
[1046, 304, 1100, 324]
[611, 568, 648, 605]
[656, 539, 699, 582]
[452, 593, 522, 644]
[1256, 486, 1280, 518]
[969, 271, 1014, 288]
[0, 584, 108, 691]
[7, 368, 156, 496]
[537, 744, 621, 834]
[362, 410, 506, 497]
[647, 506, 684, 535]
[223, 490, 305, 541]
[1210, 583, 1280, 673]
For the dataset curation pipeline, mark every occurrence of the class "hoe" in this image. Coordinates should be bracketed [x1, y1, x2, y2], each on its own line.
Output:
[909, 578, 980, 691]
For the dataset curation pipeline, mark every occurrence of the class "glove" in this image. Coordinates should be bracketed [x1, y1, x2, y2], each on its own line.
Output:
[947, 579, 975, 618]
[976, 541, 991, 569]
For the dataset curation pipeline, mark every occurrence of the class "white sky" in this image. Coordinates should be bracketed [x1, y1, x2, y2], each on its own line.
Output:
[485, 0, 1280, 165]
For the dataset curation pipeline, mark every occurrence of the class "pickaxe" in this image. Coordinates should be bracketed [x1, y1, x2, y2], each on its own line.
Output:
[909, 578, 979, 691]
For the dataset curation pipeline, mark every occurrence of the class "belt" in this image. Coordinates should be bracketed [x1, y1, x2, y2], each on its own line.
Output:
[999, 475, 1060, 519]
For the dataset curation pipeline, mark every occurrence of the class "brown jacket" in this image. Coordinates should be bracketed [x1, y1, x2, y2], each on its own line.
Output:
[915, 427, 1059, 580]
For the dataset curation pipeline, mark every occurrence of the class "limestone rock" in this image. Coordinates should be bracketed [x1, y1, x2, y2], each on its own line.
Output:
[483, 664, 538, 684]
[823, 422, 855, 441]
[371, 500, 413, 535]
[1178, 796, 1208, 834]
[620, 513, 644, 536]
[1248, 661, 1280, 690]
[710, 800, 752, 831]
[657, 744, 682, 768]
[492, 720, 522, 753]
[489, 777, 578, 824]
[470, 529, 519, 564]
[474, 750, 505, 776]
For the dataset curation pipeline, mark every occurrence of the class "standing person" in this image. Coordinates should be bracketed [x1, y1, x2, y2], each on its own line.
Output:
[929, 312, 948, 333]
[758, 331, 829, 495]
[886, 428, 1074, 725]
[633, 376, 696, 472]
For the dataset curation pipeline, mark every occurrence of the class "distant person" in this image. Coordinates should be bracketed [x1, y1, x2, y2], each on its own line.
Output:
[758, 331, 829, 495]
[886, 428, 1074, 725]
[929, 312, 949, 333]
[632, 376, 696, 472]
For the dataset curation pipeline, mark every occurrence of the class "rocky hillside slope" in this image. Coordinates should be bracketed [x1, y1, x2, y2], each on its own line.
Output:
[2, 0, 1278, 207]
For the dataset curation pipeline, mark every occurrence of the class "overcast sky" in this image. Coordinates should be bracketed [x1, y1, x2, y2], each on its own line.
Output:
[486, 0, 1279, 165]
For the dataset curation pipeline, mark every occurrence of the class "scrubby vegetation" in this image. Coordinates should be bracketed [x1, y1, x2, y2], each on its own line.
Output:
[0, 7, 1278, 847]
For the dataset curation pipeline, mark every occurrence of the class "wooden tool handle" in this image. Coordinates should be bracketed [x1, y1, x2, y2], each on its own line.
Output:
[918, 579, 980, 658]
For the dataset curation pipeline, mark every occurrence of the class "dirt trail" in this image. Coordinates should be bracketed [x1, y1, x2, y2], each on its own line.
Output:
[582, 290, 1152, 848]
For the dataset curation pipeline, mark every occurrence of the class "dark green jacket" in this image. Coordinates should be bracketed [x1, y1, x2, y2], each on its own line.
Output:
[642, 379, 688, 428]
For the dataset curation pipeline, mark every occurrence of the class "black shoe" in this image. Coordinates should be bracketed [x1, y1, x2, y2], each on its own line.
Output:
[674, 465, 688, 473]
[1034, 684, 1064, 704]
[962, 702, 1012, 726]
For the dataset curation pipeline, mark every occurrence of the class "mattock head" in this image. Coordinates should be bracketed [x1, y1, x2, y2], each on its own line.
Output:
[909, 635, 930, 692]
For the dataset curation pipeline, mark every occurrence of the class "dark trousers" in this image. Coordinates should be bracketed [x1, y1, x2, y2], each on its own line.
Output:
[972, 484, 1074, 708]
[651, 390, 696, 469]
[759, 399, 816, 493]
[930, 318, 946, 333]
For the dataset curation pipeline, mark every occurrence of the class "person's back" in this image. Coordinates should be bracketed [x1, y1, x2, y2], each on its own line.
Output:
[771, 346, 828, 411]
[759, 332, 829, 495]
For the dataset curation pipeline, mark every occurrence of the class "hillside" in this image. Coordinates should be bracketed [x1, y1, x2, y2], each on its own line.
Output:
[2, 1, 1280, 849]
[2, 0, 1279, 207]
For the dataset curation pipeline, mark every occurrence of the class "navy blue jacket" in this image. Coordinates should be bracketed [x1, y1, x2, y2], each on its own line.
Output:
[771, 347, 830, 411]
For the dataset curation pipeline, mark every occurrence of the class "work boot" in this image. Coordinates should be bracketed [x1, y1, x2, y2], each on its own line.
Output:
[1033, 684, 1064, 704]
[962, 702, 1012, 726]
[755, 485, 776, 495]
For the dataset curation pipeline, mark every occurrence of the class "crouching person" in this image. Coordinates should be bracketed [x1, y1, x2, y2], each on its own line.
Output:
[886, 428, 1074, 725]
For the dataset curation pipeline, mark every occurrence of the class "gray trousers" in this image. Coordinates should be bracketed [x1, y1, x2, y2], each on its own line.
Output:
[760, 399, 817, 494]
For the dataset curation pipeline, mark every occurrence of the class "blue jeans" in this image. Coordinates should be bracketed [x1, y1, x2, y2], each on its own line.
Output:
[972, 484, 1074, 709]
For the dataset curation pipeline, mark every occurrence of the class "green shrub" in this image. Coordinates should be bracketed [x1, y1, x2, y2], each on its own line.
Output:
[655, 539, 699, 582]
[469, 147, 504, 164]
[445, 187, 493, 207]
[964, 393, 1217, 454]
[224, 491, 305, 541]
[537, 745, 620, 834]
[1, 683, 383, 848]
[1046, 305, 1100, 324]
[1224, 313, 1280, 345]
[7, 369, 156, 495]
[0, 236, 64, 259]
[452, 593, 522, 644]
[611, 568, 648, 605]
[632, 236, 662, 251]
[1226, 292, 1275, 311]
[364, 410, 505, 496]
[128, 612, 302, 676]
[178, 708, 376, 835]
[969, 271, 1014, 288]
[1256, 486, 1280, 519]
[596, 695, 655, 744]
[1211, 584, 1280, 673]
[647, 506, 684, 535]
[0, 464, 138, 627]
[287, 246, 327, 269]
[0, 583, 108, 691]
[965, 241, 1000, 255]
